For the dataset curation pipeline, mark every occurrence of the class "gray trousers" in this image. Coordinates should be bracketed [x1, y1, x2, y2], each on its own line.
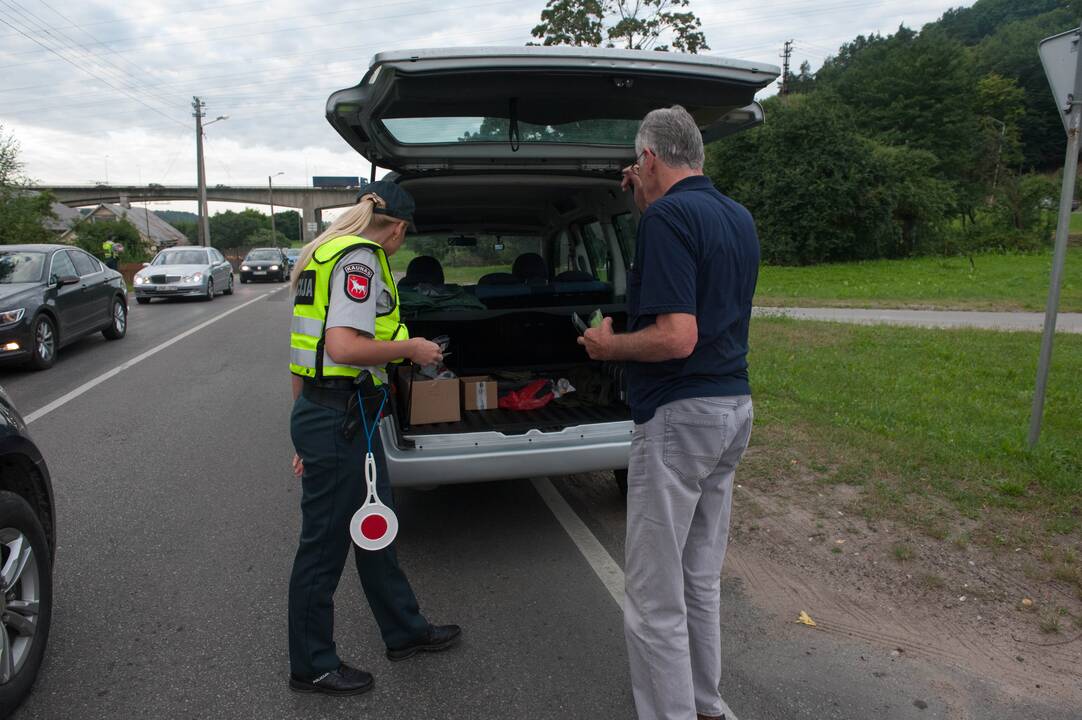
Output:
[625, 396, 753, 720]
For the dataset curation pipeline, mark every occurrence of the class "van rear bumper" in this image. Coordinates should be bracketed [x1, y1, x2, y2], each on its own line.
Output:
[381, 418, 634, 487]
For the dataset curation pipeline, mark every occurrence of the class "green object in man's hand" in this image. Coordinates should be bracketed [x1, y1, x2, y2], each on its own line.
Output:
[589, 309, 604, 328]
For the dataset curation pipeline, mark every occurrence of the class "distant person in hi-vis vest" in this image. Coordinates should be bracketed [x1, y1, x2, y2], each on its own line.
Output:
[286, 181, 460, 696]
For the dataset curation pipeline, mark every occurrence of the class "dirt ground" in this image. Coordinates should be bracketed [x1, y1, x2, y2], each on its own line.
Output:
[726, 443, 1082, 715]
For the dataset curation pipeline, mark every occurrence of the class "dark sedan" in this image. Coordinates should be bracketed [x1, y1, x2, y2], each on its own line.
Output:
[239, 248, 288, 283]
[0, 245, 128, 370]
[0, 385, 56, 716]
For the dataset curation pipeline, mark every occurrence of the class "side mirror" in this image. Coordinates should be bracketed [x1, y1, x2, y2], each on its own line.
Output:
[56, 274, 80, 287]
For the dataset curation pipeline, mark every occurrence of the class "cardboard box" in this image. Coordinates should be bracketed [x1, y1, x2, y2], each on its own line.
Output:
[460, 376, 498, 412]
[399, 368, 460, 425]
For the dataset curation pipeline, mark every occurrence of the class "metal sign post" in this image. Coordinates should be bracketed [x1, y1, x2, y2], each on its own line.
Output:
[1030, 26, 1082, 448]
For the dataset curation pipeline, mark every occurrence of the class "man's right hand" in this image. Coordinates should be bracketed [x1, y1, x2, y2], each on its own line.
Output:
[408, 337, 443, 366]
[621, 163, 647, 212]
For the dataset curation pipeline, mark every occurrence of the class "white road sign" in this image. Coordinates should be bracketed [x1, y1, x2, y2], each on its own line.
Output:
[1039, 28, 1082, 132]
[306, 222, 318, 233]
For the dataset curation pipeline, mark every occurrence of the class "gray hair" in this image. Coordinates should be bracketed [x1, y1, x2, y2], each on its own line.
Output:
[635, 105, 704, 170]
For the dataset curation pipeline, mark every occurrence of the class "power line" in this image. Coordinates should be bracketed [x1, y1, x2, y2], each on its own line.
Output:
[0, 11, 187, 128]
[0, 0, 530, 64]
[1, 0, 180, 111]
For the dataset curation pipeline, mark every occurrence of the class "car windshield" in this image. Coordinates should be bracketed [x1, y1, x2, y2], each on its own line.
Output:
[153, 250, 207, 265]
[381, 117, 641, 146]
[390, 235, 541, 285]
[246, 250, 282, 261]
[0, 251, 46, 283]
[284, 249, 299, 258]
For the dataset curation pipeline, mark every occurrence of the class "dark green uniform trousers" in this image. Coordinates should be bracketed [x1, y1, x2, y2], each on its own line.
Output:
[288, 392, 429, 678]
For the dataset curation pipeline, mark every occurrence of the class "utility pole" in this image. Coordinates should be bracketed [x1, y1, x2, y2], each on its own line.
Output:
[780, 39, 794, 100]
[268, 171, 283, 245]
[192, 96, 210, 247]
[193, 99, 228, 248]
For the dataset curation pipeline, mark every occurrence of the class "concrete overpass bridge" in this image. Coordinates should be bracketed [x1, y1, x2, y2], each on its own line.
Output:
[37, 184, 359, 243]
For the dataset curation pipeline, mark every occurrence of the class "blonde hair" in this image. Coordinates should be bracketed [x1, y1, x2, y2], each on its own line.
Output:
[290, 193, 398, 290]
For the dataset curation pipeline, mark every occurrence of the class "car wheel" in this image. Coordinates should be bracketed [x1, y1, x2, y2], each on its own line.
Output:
[102, 298, 127, 340]
[614, 469, 628, 497]
[0, 492, 53, 719]
[223, 275, 234, 296]
[135, 297, 150, 305]
[27, 316, 56, 371]
[204, 279, 215, 301]
[240, 276, 248, 284]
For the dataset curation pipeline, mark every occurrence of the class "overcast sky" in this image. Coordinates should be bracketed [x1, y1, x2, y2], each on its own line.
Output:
[0, 0, 973, 213]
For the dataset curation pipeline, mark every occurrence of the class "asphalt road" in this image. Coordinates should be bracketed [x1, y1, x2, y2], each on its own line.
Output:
[1, 285, 1074, 720]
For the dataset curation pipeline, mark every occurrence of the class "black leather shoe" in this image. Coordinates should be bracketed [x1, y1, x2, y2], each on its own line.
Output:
[289, 663, 374, 696]
[386, 624, 462, 662]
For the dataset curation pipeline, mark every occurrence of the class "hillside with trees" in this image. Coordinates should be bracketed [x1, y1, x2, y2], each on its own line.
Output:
[707, 0, 1081, 264]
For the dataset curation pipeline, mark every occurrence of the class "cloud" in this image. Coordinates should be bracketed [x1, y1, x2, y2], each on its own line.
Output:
[1, 0, 971, 205]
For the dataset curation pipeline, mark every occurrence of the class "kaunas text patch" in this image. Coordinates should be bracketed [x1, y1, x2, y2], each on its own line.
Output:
[343, 263, 374, 303]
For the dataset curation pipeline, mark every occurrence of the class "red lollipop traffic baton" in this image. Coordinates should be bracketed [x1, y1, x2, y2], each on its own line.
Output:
[350, 451, 399, 551]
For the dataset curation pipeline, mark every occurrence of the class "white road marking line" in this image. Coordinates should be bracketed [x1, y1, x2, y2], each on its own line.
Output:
[531, 477, 625, 608]
[532, 476, 740, 720]
[25, 287, 286, 425]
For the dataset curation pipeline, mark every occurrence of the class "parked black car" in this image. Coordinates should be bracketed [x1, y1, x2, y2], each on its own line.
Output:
[239, 248, 289, 283]
[0, 245, 128, 371]
[0, 385, 55, 716]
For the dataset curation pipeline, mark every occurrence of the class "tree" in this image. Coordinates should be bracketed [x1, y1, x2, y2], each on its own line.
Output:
[0, 125, 56, 246]
[705, 94, 953, 264]
[244, 227, 289, 248]
[73, 218, 147, 262]
[273, 210, 301, 244]
[208, 209, 269, 250]
[531, 0, 708, 53]
[172, 219, 199, 245]
[788, 61, 816, 95]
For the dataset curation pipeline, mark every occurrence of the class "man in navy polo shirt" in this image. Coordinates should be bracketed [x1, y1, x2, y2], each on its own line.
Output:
[579, 105, 757, 720]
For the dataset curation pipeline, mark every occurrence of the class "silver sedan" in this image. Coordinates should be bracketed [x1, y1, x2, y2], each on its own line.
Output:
[132, 247, 234, 304]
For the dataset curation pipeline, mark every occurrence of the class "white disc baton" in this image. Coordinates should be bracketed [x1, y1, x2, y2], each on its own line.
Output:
[350, 452, 399, 551]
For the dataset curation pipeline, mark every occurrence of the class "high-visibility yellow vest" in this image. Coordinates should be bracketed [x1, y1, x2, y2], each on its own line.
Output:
[289, 235, 408, 385]
[102, 240, 114, 257]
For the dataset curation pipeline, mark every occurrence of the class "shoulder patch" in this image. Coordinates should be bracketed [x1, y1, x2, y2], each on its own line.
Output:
[343, 263, 375, 303]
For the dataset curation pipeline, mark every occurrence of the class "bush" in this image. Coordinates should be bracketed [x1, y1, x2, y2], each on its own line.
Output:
[73, 218, 149, 262]
[244, 228, 289, 247]
[706, 94, 954, 265]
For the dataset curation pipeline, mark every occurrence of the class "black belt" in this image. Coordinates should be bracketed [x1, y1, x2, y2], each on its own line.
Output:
[301, 382, 354, 411]
[301, 376, 386, 416]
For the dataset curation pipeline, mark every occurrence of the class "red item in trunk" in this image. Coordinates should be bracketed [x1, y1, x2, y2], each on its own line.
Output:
[498, 379, 555, 411]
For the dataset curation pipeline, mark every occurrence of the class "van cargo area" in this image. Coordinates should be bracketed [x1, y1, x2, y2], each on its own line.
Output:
[393, 307, 630, 436]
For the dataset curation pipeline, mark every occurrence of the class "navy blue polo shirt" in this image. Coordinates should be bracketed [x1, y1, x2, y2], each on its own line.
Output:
[625, 175, 760, 424]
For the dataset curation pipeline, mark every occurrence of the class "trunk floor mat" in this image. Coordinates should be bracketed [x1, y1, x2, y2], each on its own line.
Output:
[403, 401, 630, 436]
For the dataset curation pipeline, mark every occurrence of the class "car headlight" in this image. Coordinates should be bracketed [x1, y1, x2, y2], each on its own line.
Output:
[0, 308, 25, 325]
[241, 265, 250, 271]
[270, 264, 279, 271]
[134, 275, 147, 285]
[182, 273, 203, 284]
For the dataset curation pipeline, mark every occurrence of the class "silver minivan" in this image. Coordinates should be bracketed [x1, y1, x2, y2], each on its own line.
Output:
[326, 46, 779, 488]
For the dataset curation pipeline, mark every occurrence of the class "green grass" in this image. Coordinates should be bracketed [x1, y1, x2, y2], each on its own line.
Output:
[755, 248, 1082, 312]
[1070, 211, 1082, 235]
[389, 247, 512, 286]
[747, 319, 1082, 545]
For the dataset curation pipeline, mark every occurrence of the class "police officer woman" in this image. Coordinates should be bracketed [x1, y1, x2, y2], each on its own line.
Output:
[287, 182, 460, 696]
